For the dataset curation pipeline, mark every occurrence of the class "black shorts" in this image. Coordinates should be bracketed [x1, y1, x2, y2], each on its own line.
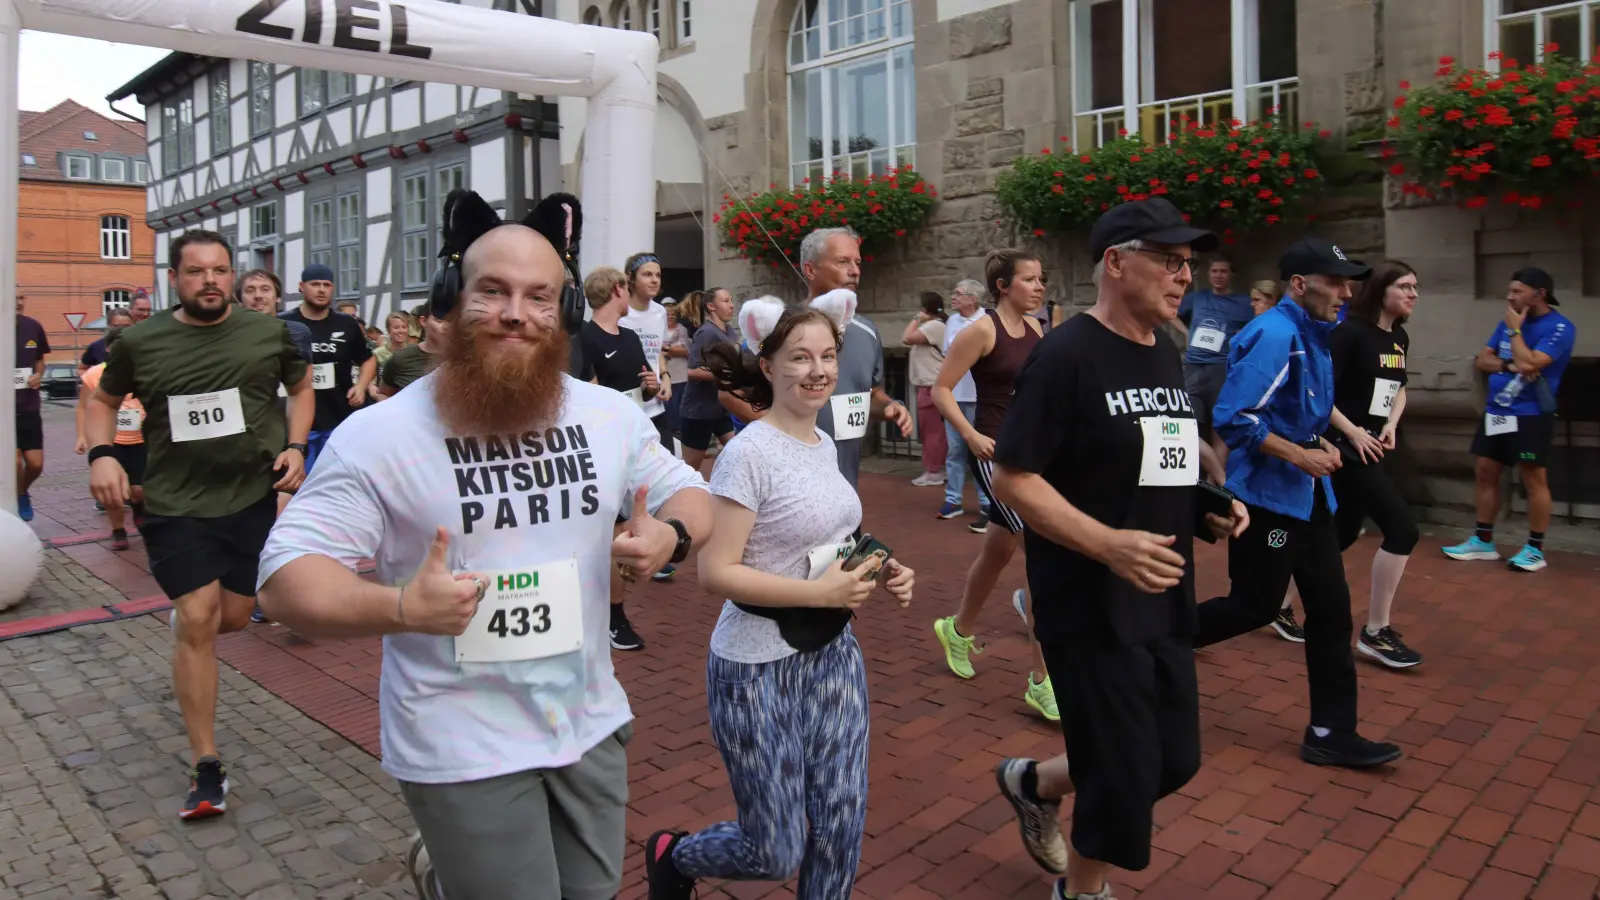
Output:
[141, 494, 277, 600]
[110, 443, 147, 487]
[680, 415, 734, 452]
[1041, 634, 1201, 872]
[650, 412, 676, 455]
[15, 411, 42, 453]
[1470, 413, 1555, 467]
[968, 449, 1025, 534]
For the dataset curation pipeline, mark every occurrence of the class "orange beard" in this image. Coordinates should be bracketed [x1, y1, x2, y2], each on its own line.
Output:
[432, 314, 570, 435]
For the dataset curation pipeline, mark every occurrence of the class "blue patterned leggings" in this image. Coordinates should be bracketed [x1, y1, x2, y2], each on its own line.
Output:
[672, 631, 870, 900]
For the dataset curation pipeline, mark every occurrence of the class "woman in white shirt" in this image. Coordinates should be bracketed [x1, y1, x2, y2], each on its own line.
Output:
[645, 300, 914, 900]
[902, 291, 948, 488]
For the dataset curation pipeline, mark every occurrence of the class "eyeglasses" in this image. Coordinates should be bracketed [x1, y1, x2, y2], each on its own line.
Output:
[1126, 248, 1198, 274]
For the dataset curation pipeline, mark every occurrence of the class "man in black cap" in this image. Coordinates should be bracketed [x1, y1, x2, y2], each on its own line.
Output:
[987, 198, 1250, 900]
[1195, 236, 1402, 771]
[280, 263, 374, 471]
[1443, 266, 1575, 572]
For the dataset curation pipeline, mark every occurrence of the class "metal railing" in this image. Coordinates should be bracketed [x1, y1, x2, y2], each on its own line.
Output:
[1245, 77, 1300, 126]
[1073, 107, 1128, 151]
[1138, 88, 1234, 145]
[1072, 78, 1301, 150]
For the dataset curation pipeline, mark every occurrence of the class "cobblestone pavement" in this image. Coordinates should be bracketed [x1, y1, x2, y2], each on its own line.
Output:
[13, 411, 1600, 899]
[0, 618, 418, 900]
[0, 550, 129, 626]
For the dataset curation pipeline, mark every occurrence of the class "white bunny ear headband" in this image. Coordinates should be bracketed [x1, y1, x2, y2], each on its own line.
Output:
[738, 297, 786, 350]
[809, 288, 857, 331]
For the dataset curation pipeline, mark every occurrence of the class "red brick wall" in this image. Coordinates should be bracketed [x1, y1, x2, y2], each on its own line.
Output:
[18, 180, 154, 362]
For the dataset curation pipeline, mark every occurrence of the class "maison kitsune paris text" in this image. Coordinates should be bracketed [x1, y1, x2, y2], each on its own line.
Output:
[446, 426, 601, 534]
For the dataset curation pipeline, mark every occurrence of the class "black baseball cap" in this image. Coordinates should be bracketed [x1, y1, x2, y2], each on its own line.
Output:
[1090, 198, 1218, 260]
[1510, 266, 1558, 306]
[1278, 237, 1372, 281]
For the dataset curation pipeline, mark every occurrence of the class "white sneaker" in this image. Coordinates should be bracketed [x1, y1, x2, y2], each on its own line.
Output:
[911, 472, 946, 487]
[1012, 589, 1029, 624]
[408, 835, 444, 899]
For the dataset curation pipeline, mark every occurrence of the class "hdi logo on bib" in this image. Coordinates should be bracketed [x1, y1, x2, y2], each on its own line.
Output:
[844, 395, 865, 408]
[1161, 420, 1182, 436]
[497, 571, 541, 591]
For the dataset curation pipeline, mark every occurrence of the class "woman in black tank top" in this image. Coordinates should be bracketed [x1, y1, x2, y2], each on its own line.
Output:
[929, 250, 1058, 724]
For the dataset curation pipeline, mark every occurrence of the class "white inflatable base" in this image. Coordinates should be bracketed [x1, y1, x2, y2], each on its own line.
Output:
[0, 509, 43, 612]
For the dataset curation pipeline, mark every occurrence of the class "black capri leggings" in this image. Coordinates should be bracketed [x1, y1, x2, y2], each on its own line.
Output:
[1332, 459, 1419, 555]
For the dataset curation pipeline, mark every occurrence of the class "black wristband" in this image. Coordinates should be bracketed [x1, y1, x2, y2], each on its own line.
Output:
[87, 445, 116, 464]
[665, 517, 692, 564]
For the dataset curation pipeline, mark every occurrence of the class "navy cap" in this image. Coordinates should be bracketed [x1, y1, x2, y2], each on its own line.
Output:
[1278, 237, 1371, 281]
[1090, 197, 1218, 261]
[300, 263, 335, 284]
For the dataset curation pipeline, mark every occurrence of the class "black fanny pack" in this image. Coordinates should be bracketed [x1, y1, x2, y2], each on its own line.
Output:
[733, 604, 852, 653]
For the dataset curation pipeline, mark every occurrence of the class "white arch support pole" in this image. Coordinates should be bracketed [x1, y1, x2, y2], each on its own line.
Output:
[0, 0, 658, 513]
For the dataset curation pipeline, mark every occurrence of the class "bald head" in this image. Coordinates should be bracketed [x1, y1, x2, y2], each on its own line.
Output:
[457, 224, 566, 332]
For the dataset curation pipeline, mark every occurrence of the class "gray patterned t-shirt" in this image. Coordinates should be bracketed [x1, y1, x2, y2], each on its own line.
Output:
[707, 419, 863, 663]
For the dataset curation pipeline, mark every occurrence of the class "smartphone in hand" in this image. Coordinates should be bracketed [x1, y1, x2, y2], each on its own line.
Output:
[843, 534, 893, 580]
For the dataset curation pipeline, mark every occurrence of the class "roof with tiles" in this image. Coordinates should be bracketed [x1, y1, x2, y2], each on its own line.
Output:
[19, 100, 147, 184]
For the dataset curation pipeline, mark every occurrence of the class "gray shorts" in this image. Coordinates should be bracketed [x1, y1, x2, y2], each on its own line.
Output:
[1183, 363, 1227, 435]
[400, 724, 632, 900]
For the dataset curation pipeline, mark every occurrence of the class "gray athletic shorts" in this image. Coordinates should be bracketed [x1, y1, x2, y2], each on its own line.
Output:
[400, 724, 632, 900]
[1183, 362, 1227, 435]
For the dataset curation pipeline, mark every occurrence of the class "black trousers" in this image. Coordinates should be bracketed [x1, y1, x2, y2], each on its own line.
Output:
[1194, 488, 1359, 733]
[1331, 460, 1420, 556]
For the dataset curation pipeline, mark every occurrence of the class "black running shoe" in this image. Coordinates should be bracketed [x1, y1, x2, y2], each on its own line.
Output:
[644, 830, 695, 900]
[109, 529, 129, 551]
[968, 517, 989, 535]
[1270, 607, 1305, 643]
[1358, 626, 1423, 669]
[1300, 729, 1403, 769]
[610, 617, 645, 651]
[178, 757, 229, 820]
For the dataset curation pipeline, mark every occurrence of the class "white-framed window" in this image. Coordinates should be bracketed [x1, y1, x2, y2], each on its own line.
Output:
[336, 191, 362, 298]
[1070, 0, 1299, 148]
[678, 0, 692, 42]
[252, 201, 278, 240]
[102, 289, 133, 316]
[435, 162, 466, 253]
[1488, 0, 1597, 68]
[583, 5, 602, 25]
[100, 215, 131, 260]
[162, 95, 195, 173]
[210, 66, 231, 157]
[299, 70, 354, 116]
[787, 0, 915, 185]
[84, 130, 98, 141]
[308, 197, 334, 269]
[616, 0, 633, 29]
[648, 0, 662, 37]
[64, 155, 91, 179]
[402, 171, 431, 288]
[100, 158, 126, 182]
[249, 61, 274, 136]
[21, 153, 35, 166]
[132, 160, 149, 183]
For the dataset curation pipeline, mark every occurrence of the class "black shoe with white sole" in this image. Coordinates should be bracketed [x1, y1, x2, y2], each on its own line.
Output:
[1300, 728, 1402, 768]
[610, 617, 645, 651]
[1358, 626, 1422, 669]
[1270, 607, 1305, 643]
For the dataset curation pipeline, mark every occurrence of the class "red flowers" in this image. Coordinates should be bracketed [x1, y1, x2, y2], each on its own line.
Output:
[1530, 155, 1552, 168]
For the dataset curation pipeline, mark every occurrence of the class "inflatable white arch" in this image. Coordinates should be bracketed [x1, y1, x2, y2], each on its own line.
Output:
[0, 0, 658, 510]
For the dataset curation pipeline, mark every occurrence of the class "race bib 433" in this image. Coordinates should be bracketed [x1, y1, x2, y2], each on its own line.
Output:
[455, 559, 584, 664]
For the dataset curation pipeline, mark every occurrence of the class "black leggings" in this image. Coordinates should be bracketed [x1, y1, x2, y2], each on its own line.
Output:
[1331, 460, 1419, 555]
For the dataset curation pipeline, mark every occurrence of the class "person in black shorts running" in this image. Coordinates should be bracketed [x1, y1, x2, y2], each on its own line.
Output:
[930, 249, 1055, 722]
[679, 288, 738, 475]
[87, 230, 312, 821]
[581, 266, 662, 652]
[13, 295, 49, 522]
[988, 199, 1245, 899]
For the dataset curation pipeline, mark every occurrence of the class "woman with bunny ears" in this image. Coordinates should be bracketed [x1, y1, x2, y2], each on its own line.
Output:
[645, 299, 915, 900]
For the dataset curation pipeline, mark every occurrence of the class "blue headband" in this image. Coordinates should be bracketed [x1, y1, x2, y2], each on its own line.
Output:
[626, 254, 659, 275]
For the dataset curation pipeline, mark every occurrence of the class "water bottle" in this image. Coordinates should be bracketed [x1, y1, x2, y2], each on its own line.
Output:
[1493, 373, 1528, 409]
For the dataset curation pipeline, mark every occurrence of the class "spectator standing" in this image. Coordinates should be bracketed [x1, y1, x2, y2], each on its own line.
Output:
[903, 291, 948, 487]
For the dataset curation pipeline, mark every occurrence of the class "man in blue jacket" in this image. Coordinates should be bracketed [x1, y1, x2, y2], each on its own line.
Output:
[1197, 237, 1403, 770]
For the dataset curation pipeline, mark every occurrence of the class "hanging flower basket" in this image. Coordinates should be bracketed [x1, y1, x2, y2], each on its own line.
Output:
[1384, 50, 1600, 211]
[996, 118, 1328, 242]
[713, 167, 939, 268]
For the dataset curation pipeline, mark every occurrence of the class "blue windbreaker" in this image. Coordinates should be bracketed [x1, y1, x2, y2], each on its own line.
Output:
[1213, 297, 1338, 521]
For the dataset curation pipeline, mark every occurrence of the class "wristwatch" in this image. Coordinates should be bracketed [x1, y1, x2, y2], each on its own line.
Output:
[285, 442, 309, 455]
[665, 517, 692, 564]
[1506, 328, 1522, 339]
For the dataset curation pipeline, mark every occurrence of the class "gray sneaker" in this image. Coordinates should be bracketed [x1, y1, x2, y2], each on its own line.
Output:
[1051, 879, 1116, 900]
[407, 835, 444, 899]
[994, 759, 1068, 874]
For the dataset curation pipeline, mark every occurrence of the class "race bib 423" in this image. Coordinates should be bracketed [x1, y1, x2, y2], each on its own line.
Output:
[831, 392, 870, 441]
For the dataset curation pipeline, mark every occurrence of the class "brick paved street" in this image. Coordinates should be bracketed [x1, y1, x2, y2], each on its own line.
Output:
[8, 407, 1600, 899]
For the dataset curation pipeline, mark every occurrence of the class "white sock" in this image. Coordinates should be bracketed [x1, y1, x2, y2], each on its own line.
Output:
[1311, 726, 1331, 738]
[1367, 550, 1408, 633]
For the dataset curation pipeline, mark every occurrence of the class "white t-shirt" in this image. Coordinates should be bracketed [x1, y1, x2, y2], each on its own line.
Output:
[257, 373, 707, 783]
[944, 311, 979, 403]
[706, 420, 862, 664]
[664, 323, 691, 385]
[619, 301, 669, 419]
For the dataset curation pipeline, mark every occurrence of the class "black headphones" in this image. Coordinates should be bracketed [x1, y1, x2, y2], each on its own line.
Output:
[429, 190, 586, 335]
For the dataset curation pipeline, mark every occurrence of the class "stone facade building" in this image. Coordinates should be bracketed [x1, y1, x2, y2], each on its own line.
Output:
[557, 0, 1600, 527]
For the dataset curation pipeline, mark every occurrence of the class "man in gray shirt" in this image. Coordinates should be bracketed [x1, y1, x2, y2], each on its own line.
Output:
[800, 227, 914, 489]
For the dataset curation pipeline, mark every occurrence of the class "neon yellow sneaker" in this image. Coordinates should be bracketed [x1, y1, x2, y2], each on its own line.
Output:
[1025, 675, 1059, 722]
[933, 616, 980, 679]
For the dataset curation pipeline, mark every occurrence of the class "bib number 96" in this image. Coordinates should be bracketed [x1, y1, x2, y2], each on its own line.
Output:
[485, 605, 552, 638]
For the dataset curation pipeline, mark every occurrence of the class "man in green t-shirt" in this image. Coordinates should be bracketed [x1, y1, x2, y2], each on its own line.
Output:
[378, 304, 446, 397]
[86, 230, 312, 823]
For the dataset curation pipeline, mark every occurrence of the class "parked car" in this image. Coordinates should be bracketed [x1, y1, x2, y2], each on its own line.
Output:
[41, 362, 80, 400]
